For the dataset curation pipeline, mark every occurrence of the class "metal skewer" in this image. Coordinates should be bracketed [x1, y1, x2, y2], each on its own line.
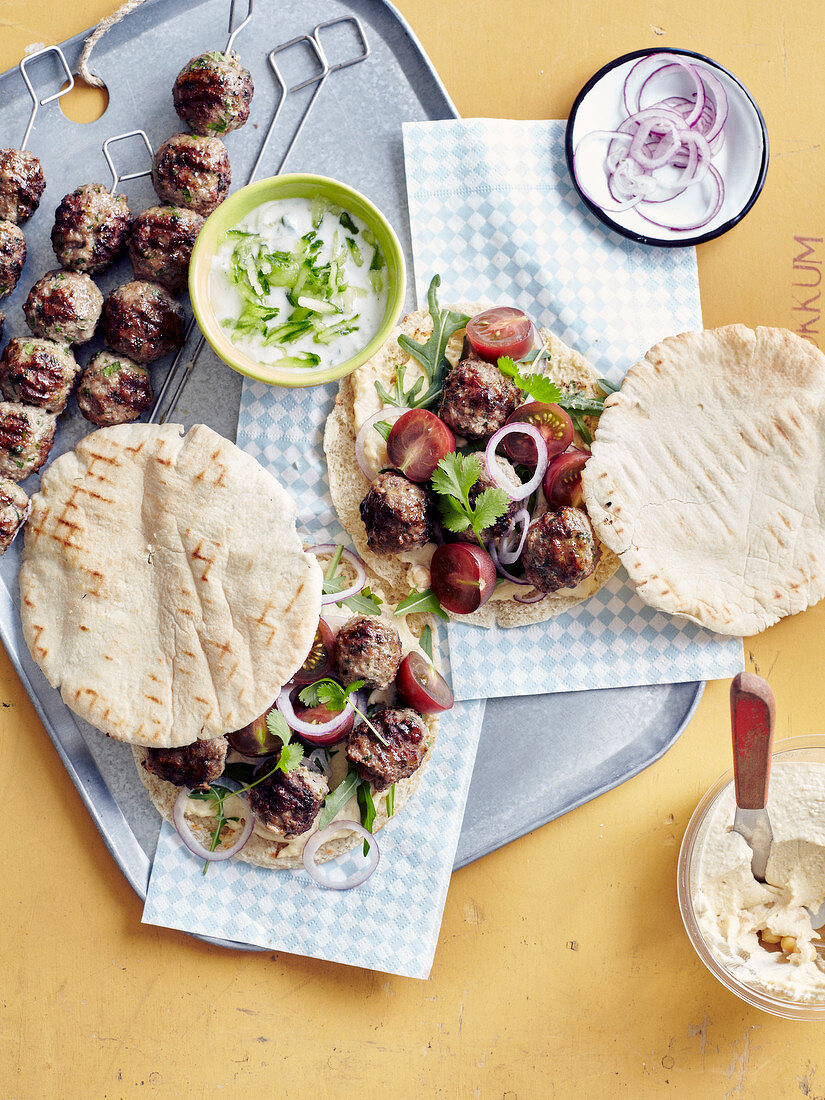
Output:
[225, 0, 254, 55]
[154, 16, 371, 424]
[18, 46, 74, 150]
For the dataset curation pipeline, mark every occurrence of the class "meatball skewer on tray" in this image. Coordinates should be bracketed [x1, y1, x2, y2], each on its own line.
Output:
[171, 0, 255, 137]
[0, 48, 76, 312]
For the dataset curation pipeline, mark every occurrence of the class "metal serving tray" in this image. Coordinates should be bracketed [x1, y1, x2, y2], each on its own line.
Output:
[0, 0, 702, 906]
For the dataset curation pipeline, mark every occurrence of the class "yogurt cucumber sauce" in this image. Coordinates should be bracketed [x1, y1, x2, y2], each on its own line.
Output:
[209, 196, 389, 371]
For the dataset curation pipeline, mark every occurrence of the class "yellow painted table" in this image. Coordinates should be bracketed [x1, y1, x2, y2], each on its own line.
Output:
[2, 1, 824, 1095]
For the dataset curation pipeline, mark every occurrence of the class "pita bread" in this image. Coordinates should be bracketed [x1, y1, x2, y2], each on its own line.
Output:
[132, 602, 439, 869]
[582, 325, 825, 635]
[20, 423, 323, 746]
[324, 311, 619, 627]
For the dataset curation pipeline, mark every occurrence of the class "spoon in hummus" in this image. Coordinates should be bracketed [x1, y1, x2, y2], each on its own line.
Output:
[730, 671, 775, 883]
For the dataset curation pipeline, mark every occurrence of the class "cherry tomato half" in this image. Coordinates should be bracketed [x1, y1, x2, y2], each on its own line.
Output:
[290, 618, 335, 685]
[543, 449, 588, 508]
[396, 652, 454, 714]
[466, 307, 535, 363]
[226, 708, 283, 757]
[503, 402, 574, 466]
[430, 543, 497, 615]
[290, 686, 355, 745]
[386, 409, 456, 483]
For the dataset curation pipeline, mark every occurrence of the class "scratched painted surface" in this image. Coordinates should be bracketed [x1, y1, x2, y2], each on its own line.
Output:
[2, 0, 825, 1096]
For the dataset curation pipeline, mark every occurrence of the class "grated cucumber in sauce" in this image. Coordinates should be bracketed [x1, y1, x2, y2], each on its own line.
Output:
[209, 196, 389, 370]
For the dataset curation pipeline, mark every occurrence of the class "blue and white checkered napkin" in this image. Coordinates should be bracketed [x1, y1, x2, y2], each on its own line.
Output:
[402, 118, 743, 700]
[143, 378, 485, 978]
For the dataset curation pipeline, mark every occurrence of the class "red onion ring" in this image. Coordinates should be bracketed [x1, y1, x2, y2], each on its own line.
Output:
[354, 407, 408, 481]
[575, 55, 730, 233]
[637, 60, 705, 127]
[485, 425, 548, 500]
[172, 778, 255, 862]
[489, 540, 529, 586]
[302, 820, 380, 890]
[277, 684, 355, 740]
[514, 588, 546, 605]
[636, 162, 724, 230]
[306, 543, 368, 606]
[497, 508, 530, 565]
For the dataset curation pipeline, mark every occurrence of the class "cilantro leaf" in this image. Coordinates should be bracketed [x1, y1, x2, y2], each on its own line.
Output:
[376, 275, 469, 409]
[430, 450, 481, 502]
[278, 740, 306, 773]
[297, 678, 387, 745]
[394, 587, 449, 621]
[265, 709, 291, 744]
[430, 453, 509, 539]
[316, 769, 360, 830]
[497, 355, 563, 404]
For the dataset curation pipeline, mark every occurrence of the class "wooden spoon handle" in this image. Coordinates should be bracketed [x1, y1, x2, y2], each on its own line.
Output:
[730, 672, 776, 809]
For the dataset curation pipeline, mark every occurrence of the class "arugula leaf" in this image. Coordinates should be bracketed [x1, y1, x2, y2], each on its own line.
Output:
[394, 587, 449, 621]
[321, 547, 382, 615]
[316, 769, 360, 830]
[298, 678, 388, 745]
[598, 377, 619, 395]
[341, 586, 382, 616]
[357, 783, 377, 854]
[373, 419, 392, 443]
[419, 624, 434, 662]
[385, 783, 396, 818]
[430, 453, 509, 540]
[376, 275, 469, 409]
[568, 408, 592, 446]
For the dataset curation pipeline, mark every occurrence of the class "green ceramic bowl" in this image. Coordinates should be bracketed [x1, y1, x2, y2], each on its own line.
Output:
[189, 174, 406, 388]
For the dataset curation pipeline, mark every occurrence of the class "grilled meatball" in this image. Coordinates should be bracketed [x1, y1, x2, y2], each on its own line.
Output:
[248, 763, 328, 839]
[522, 506, 599, 594]
[128, 205, 204, 294]
[360, 470, 433, 554]
[335, 614, 403, 689]
[0, 338, 79, 413]
[152, 134, 231, 217]
[76, 351, 153, 427]
[0, 220, 26, 297]
[453, 457, 522, 544]
[23, 270, 103, 345]
[102, 281, 185, 364]
[346, 706, 428, 792]
[173, 51, 254, 136]
[0, 478, 30, 552]
[142, 736, 228, 790]
[438, 356, 520, 440]
[51, 183, 132, 273]
[0, 149, 45, 225]
[0, 402, 56, 480]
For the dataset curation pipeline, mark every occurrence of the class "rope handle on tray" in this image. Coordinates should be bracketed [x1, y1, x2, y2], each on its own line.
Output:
[77, 0, 147, 88]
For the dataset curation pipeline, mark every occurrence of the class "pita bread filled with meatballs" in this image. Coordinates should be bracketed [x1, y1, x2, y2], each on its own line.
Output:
[19, 422, 444, 878]
[134, 581, 446, 877]
[324, 276, 619, 627]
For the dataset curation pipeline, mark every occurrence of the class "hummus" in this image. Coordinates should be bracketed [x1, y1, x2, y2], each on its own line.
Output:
[692, 761, 825, 1003]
